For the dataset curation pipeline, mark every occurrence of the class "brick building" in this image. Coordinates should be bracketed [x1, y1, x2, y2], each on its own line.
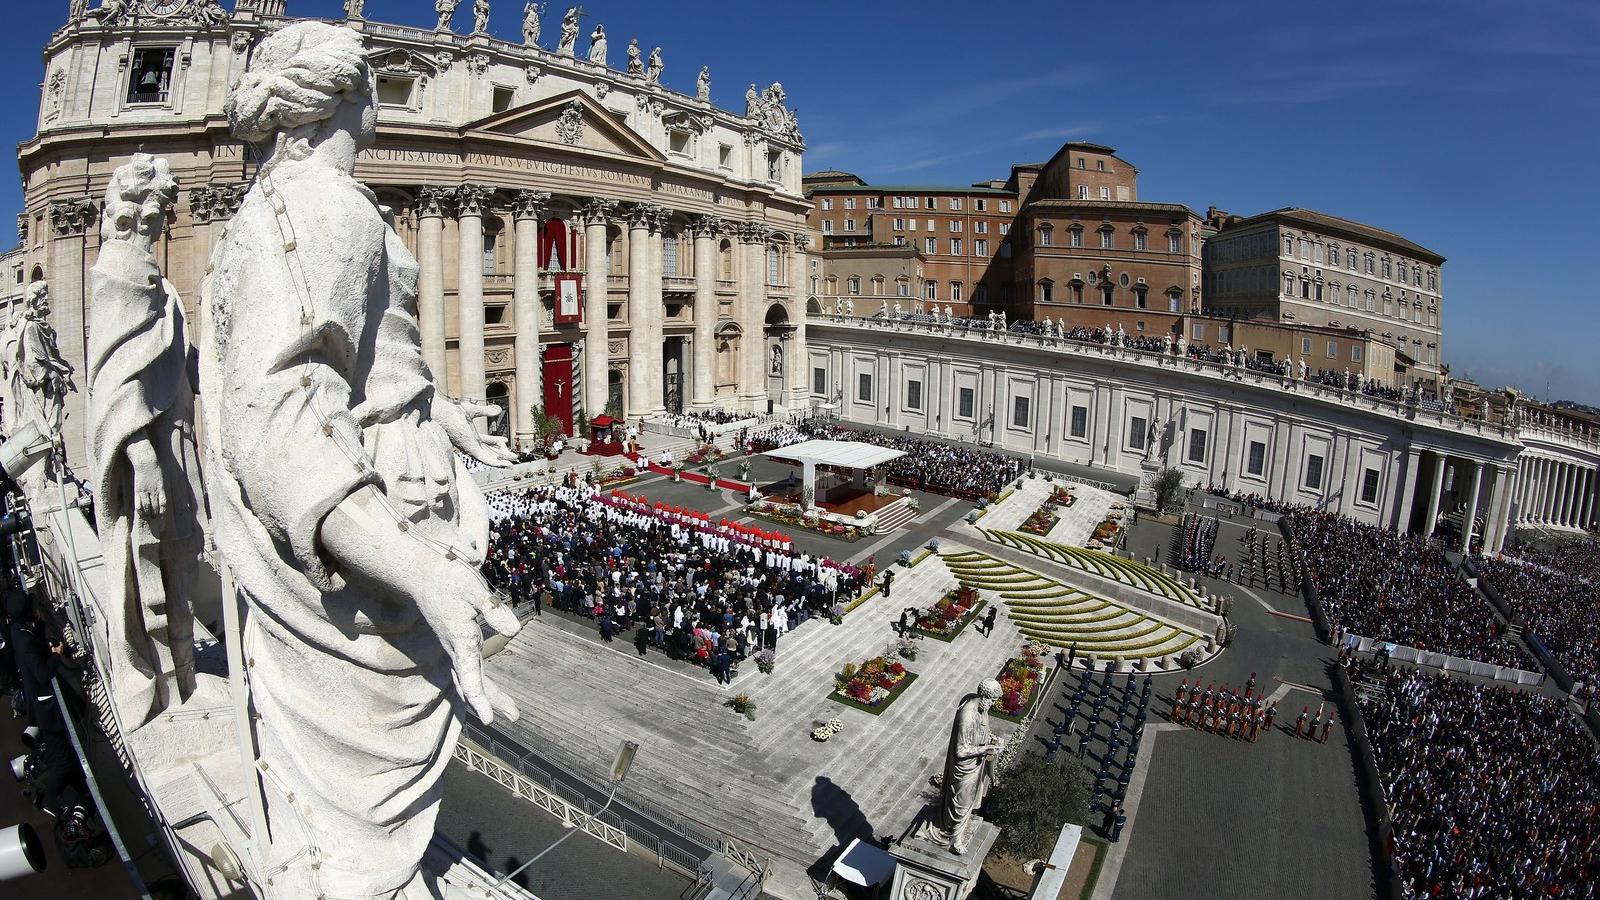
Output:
[803, 142, 1202, 318]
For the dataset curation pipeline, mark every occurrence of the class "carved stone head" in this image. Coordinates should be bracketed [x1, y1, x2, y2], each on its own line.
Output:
[101, 153, 178, 246]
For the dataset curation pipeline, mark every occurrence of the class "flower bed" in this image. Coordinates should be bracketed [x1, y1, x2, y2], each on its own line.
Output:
[748, 500, 866, 541]
[917, 588, 986, 643]
[685, 443, 725, 468]
[1090, 517, 1120, 544]
[1019, 486, 1077, 536]
[989, 643, 1051, 722]
[829, 657, 917, 715]
[597, 466, 640, 489]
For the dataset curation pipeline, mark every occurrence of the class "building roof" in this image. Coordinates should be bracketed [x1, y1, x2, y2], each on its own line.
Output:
[805, 183, 1017, 195]
[1038, 141, 1140, 177]
[761, 440, 907, 471]
[1026, 199, 1198, 217]
[819, 244, 924, 259]
[1232, 207, 1445, 264]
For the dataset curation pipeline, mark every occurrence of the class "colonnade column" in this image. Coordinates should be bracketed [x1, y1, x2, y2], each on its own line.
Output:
[1395, 449, 1420, 533]
[580, 198, 616, 417]
[1459, 461, 1483, 554]
[511, 190, 548, 446]
[416, 186, 452, 388]
[1582, 468, 1597, 531]
[787, 234, 811, 407]
[1484, 465, 1511, 555]
[624, 202, 666, 419]
[688, 215, 721, 409]
[1543, 460, 1559, 522]
[1565, 464, 1582, 526]
[736, 222, 770, 411]
[454, 184, 493, 409]
[1423, 453, 1447, 539]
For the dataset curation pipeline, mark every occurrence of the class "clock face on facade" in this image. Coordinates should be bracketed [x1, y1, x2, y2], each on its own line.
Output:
[144, 0, 191, 17]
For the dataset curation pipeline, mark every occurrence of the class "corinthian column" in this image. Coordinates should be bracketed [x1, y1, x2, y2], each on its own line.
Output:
[625, 202, 666, 419]
[787, 233, 810, 407]
[689, 214, 721, 409]
[455, 184, 494, 406]
[736, 222, 770, 411]
[580, 198, 616, 417]
[512, 190, 549, 446]
[416, 186, 452, 387]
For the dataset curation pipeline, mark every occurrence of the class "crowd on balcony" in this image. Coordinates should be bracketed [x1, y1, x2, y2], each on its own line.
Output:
[1286, 511, 1528, 668]
[481, 484, 864, 677]
[1476, 544, 1600, 685]
[1350, 659, 1600, 899]
[751, 421, 1022, 501]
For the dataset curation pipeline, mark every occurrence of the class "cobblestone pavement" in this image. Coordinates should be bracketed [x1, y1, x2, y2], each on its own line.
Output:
[1038, 510, 1378, 900]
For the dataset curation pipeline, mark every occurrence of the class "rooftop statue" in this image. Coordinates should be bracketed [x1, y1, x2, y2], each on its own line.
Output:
[522, 1, 541, 45]
[1, 283, 76, 454]
[206, 22, 520, 897]
[556, 4, 580, 55]
[87, 153, 207, 730]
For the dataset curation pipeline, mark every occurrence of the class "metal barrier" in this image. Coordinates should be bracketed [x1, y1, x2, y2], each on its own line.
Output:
[456, 721, 768, 885]
[452, 738, 629, 853]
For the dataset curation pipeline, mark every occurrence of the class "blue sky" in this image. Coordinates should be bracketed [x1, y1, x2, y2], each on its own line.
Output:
[7, 0, 1599, 401]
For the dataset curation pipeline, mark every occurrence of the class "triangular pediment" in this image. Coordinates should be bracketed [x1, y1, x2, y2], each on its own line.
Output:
[463, 90, 665, 164]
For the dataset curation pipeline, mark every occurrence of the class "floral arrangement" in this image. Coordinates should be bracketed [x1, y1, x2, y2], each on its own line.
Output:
[829, 603, 845, 626]
[811, 718, 844, 742]
[830, 656, 915, 714]
[750, 500, 863, 541]
[915, 588, 985, 642]
[755, 649, 776, 675]
[1019, 504, 1060, 536]
[1091, 517, 1120, 543]
[989, 643, 1049, 722]
[896, 639, 919, 662]
[597, 466, 639, 488]
[1050, 486, 1077, 508]
[687, 443, 725, 466]
[727, 694, 757, 720]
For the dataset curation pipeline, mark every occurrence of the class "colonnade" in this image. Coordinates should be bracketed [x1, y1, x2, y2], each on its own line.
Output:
[408, 183, 811, 444]
[1514, 454, 1599, 532]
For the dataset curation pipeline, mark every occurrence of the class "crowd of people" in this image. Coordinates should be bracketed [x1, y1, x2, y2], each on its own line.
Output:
[1169, 675, 1294, 743]
[480, 484, 865, 679]
[752, 421, 1023, 501]
[1351, 659, 1600, 898]
[1286, 511, 1529, 669]
[1476, 551, 1600, 687]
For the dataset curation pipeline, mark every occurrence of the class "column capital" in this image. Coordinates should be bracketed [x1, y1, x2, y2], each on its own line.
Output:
[454, 183, 495, 217]
[577, 197, 616, 227]
[689, 214, 724, 238]
[417, 184, 456, 217]
[793, 233, 810, 252]
[625, 201, 668, 233]
[189, 182, 247, 225]
[512, 189, 551, 221]
[735, 221, 771, 244]
[48, 197, 98, 237]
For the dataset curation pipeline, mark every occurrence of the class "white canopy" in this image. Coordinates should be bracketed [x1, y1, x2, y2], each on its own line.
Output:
[761, 439, 905, 471]
[830, 838, 897, 887]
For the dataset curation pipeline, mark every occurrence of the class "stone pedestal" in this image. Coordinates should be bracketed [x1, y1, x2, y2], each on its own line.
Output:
[1133, 458, 1161, 512]
[888, 813, 998, 900]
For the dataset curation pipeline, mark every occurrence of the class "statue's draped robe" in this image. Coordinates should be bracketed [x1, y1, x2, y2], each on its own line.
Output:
[938, 694, 996, 841]
[199, 163, 487, 899]
[86, 240, 205, 727]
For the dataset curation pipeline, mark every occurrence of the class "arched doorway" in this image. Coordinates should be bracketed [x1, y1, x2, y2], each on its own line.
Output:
[764, 303, 792, 413]
[485, 382, 510, 438]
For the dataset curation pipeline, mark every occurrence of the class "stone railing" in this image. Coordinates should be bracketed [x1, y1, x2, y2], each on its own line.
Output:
[809, 312, 1519, 446]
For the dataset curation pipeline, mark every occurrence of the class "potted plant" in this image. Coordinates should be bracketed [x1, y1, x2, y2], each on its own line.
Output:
[727, 694, 757, 720]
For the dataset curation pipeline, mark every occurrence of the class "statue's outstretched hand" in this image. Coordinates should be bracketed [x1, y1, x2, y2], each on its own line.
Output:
[433, 395, 518, 468]
[415, 565, 521, 725]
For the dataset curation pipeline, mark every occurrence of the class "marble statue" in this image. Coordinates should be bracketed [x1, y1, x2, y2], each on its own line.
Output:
[587, 24, 607, 64]
[2, 283, 76, 449]
[998, 311, 1007, 330]
[944, 304, 953, 323]
[208, 23, 521, 898]
[697, 66, 711, 102]
[472, 0, 490, 34]
[69, 0, 91, 22]
[745, 83, 760, 117]
[626, 39, 643, 76]
[1115, 324, 1126, 346]
[556, 5, 580, 55]
[435, 0, 458, 32]
[85, 0, 131, 24]
[1176, 333, 1187, 355]
[646, 47, 664, 84]
[1145, 419, 1160, 460]
[197, 0, 230, 26]
[770, 344, 783, 374]
[344, 0, 365, 18]
[925, 679, 1004, 854]
[893, 300, 903, 318]
[1298, 359, 1308, 380]
[1161, 333, 1173, 355]
[87, 154, 206, 731]
[522, 1, 542, 45]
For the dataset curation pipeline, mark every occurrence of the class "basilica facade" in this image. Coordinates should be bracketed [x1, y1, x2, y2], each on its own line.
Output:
[19, 0, 812, 461]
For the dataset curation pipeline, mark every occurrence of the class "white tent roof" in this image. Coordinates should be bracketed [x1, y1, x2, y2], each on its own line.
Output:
[830, 838, 897, 887]
[761, 440, 906, 470]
